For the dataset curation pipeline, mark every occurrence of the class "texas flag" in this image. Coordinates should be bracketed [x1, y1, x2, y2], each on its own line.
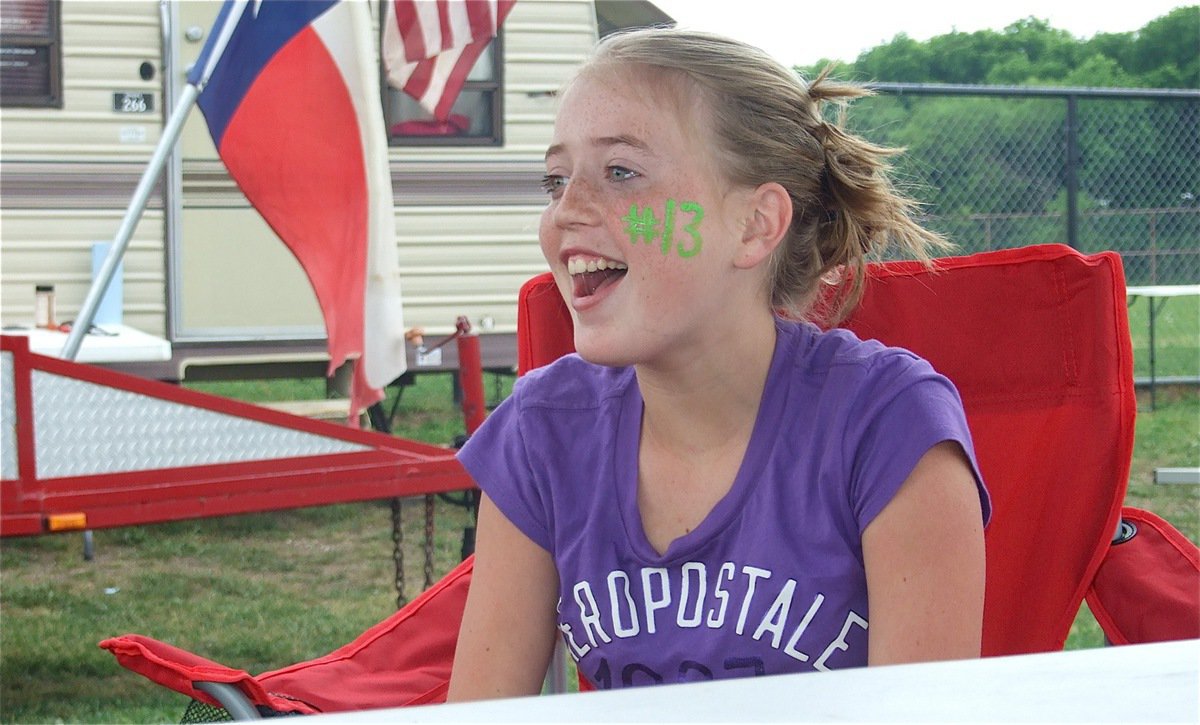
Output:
[187, 0, 406, 420]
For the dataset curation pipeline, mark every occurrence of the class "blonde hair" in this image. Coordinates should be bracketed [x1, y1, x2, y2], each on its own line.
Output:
[582, 27, 948, 323]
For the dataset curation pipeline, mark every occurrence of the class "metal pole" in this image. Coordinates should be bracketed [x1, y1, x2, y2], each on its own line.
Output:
[1065, 95, 1079, 250]
[456, 332, 487, 436]
[61, 83, 200, 360]
[1148, 298, 1159, 411]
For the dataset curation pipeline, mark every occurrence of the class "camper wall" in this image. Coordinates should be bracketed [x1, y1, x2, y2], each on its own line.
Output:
[0, 0, 167, 336]
[1, 0, 599, 371]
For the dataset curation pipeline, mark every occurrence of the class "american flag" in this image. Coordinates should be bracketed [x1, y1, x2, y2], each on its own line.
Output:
[382, 0, 517, 121]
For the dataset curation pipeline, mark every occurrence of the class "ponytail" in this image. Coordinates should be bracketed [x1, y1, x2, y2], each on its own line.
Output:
[795, 69, 950, 323]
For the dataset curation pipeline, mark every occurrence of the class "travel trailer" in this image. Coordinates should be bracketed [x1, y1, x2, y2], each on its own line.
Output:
[0, 0, 672, 384]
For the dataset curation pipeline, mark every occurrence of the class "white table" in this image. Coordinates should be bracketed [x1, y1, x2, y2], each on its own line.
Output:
[1126, 285, 1200, 410]
[1126, 285, 1200, 299]
[311, 639, 1198, 723]
[0, 324, 171, 363]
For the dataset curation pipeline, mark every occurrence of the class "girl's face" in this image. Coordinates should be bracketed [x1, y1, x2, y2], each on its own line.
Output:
[539, 69, 757, 369]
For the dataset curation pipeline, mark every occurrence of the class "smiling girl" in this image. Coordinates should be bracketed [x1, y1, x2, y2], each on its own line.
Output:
[448, 27, 990, 700]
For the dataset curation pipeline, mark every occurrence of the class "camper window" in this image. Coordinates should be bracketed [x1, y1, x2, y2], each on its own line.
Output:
[0, 0, 62, 109]
[386, 39, 503, 146]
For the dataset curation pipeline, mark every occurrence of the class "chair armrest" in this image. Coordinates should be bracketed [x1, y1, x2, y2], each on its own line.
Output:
[194, 681, 262, 720]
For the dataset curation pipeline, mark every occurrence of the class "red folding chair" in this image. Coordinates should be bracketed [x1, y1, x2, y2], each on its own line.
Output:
[102, 555, 473, 719]
[515, 243, 1194, 656]
[102, 243, 1196, 719]
[1086, 506, 1200, 645]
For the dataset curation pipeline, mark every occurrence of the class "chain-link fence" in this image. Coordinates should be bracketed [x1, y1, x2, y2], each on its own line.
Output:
[847, 84, 1199, 281]
[843, 84, 1199, 381]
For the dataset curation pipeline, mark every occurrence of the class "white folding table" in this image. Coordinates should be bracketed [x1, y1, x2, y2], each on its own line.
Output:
[1125, 284, 1200, 410]
[310, 639, 1199, 723]
[0, 324, 171, 363]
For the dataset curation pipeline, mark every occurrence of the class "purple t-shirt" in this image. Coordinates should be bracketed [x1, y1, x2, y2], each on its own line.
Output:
[458, 319, 990, 689]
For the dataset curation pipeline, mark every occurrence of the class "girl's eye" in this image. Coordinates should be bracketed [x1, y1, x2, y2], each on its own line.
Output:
[607, 166, 639, 182]
[540, 174, 567, 196]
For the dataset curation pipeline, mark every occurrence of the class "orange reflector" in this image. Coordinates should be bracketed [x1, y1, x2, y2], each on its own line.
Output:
[46, 513, 88, 532]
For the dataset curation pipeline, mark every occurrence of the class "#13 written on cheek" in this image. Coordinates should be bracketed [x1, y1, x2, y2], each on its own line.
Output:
[621, 199, 704, 258]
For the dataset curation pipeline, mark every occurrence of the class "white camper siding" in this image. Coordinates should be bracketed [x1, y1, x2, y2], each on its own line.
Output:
[2, 0, 601, 370]
[501, 0, 598, 157]
[2, 2, 162, 159]
[396, 204, 550, 334]
[0, 210, 165, 329]
[0, 0, 166, 335]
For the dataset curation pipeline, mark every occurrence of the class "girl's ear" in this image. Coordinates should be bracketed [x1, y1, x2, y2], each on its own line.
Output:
[734, 182, 792, 270]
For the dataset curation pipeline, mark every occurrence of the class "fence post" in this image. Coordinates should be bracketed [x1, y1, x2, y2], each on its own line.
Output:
[1065, 94, 1080, 250]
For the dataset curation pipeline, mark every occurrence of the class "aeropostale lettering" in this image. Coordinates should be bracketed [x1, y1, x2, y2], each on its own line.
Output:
[560, 560, 868, 672]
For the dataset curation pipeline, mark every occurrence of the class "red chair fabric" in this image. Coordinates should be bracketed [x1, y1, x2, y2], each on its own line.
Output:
[103, 243, 1150, 715]
[1085, 506, 1200, 645]
[517, 274, 575, 376]
[100, 555, 473, 714]
[517, 244, 1139, 656]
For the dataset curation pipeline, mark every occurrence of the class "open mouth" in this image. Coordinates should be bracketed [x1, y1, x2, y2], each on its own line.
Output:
[568, 257, 627, 298]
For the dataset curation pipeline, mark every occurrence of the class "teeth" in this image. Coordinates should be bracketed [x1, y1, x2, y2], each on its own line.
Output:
[568, 257, 628, 275]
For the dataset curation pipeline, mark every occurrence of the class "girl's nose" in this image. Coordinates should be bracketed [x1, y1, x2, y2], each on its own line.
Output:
[552, 176, 603, 228]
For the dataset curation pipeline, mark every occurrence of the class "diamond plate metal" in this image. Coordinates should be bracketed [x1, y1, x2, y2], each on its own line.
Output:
[2, 352, 16, 480]
[32, 370, 369, 479]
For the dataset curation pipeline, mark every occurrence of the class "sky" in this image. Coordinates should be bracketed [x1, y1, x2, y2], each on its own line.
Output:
[650, 0, 1193, 66]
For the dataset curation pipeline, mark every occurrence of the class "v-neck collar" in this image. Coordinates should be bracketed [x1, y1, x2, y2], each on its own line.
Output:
[614, 320, 803, 565]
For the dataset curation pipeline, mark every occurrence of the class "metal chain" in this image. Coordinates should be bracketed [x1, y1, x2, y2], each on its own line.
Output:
[390, 497, 406, 609]
[423, 494, 436, 590]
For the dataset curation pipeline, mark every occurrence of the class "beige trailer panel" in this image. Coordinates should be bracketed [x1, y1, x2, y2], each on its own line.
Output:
[0, 208, 165, 332]
[0, 1, 166, 337]
[2, 1, 162, 160]
[2, 0, 623, 376]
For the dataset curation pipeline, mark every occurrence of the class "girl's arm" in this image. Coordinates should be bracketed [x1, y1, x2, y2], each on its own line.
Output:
[863, 440, 986, 665]
[447, 493, 560, 702]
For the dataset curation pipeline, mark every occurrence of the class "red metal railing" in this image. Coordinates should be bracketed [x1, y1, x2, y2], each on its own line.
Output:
[1, 331, 482, 537]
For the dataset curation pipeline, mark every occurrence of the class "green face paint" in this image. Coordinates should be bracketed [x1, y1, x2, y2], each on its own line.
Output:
[621, 199, 704, 258]
[622, 204, 658, 245]
[676, 200, 703, 258]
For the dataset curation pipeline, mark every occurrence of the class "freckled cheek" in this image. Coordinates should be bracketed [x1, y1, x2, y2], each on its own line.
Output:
[537, 206, 559, 262]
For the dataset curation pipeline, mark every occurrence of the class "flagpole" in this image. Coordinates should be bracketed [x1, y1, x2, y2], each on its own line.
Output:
[60, 84, 201, 360]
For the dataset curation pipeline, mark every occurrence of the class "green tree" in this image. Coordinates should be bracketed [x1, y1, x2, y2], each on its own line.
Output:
[834, 6, 1199, 89]
[847, 34, 933, 83]
[1128, 7, 1200, 88]
[799, 6, 1199, 270]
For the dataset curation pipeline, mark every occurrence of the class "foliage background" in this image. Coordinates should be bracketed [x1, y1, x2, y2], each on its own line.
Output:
[801, 6, 1200, 288]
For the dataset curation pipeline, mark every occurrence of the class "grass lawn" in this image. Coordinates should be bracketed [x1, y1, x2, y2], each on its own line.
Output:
[1, 372, 1196, 723]
[1126, 292, 1199, 381]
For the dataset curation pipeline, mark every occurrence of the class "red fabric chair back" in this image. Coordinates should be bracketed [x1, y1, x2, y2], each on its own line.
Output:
[518, 274, 576, 376]
[517, 244, 1138, 656]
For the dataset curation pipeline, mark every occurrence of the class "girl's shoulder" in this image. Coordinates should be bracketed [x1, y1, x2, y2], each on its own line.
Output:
[783, 320, 940, 389]
[512, 354, 636, 411]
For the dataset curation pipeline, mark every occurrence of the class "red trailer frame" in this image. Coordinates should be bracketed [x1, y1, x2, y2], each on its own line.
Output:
[0, 335, 474, 537]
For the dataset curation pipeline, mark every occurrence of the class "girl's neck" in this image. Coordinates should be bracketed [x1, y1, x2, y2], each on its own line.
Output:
[634, 309, 778, 453]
